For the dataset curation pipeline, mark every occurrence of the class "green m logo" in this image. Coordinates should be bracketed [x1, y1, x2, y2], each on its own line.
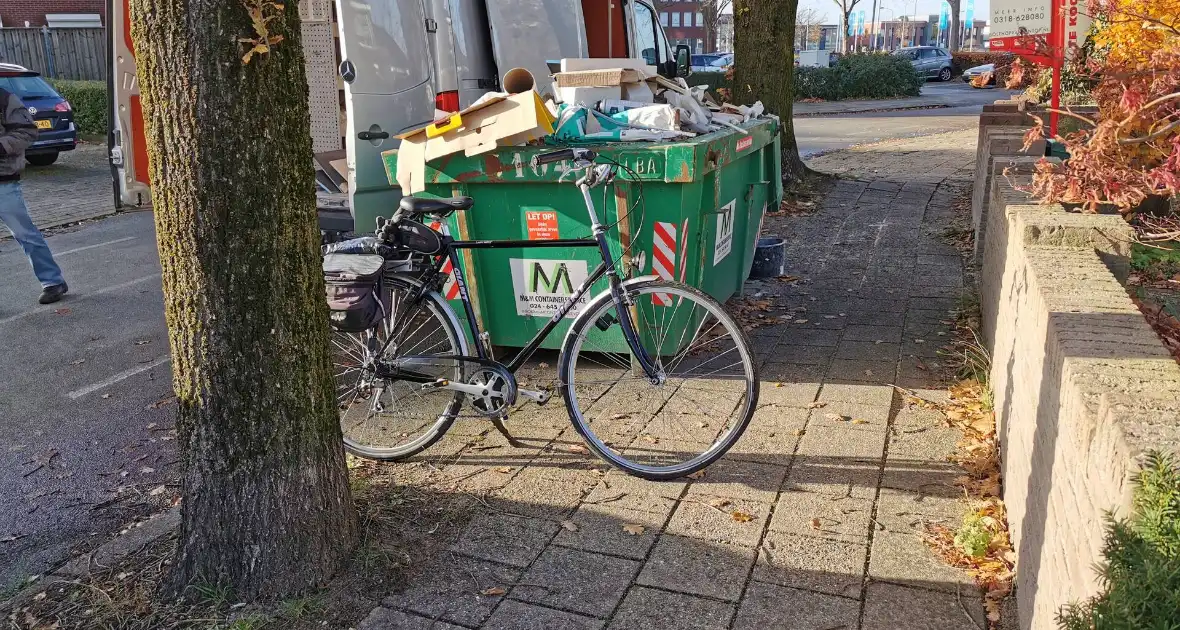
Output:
[529, 261, 575, 294]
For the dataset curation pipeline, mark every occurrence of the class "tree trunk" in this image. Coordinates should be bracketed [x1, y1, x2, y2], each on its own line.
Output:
[734, 0, 809, 184]
[947, 0, 961, 50]
[129, 0, 358, 600]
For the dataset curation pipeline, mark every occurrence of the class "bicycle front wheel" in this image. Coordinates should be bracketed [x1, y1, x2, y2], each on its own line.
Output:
[559, 280, 758, 480]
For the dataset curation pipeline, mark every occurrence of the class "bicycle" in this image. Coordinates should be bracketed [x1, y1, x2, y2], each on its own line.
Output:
[327, 148, 758, 480]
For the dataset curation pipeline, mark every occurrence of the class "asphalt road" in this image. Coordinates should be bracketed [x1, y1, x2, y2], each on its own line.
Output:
[0, 211, 176, 593]
[0, 82, 1009, 593]
[796, 82, 1014, 157]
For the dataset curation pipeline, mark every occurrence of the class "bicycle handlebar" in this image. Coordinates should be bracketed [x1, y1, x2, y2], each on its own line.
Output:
[531, 148, 596, 167]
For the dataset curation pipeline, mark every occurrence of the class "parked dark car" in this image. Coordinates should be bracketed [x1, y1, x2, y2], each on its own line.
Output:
[892, 46, 954, 81]
[0, 63, 77, 166]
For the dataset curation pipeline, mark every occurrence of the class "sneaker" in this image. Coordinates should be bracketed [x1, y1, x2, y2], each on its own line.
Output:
[39, 282, 69, 304]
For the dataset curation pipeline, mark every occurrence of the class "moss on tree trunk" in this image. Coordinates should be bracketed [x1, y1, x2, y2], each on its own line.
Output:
[129, 0, 357, 599]
[733, 0, 810, 185]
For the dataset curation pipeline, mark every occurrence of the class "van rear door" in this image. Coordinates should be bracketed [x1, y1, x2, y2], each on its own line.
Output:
[109, 0, 151, 208]
[484, 0, 588, 98]
[336, 0, 436, 226]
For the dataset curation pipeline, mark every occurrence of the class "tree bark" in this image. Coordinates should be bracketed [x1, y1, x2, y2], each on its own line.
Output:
[129, 0, 358, 600]
[734, 0, 809, 184]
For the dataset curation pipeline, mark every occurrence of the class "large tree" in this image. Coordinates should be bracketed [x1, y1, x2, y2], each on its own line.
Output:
[129, 0, 357, 599]
[733, 0, 809, 183]
[946, 0, 961, 50]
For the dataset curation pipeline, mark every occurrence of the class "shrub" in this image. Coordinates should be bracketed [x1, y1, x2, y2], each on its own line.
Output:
[47, 79, 106, 138]
[795, 53, 921, 101]
[1057, 452, 1180, 629]
[689, 53, 920, 103]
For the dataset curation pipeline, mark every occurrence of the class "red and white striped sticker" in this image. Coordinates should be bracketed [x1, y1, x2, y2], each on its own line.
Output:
[429, 221, 461, 300]
[651, 221, 677, 306]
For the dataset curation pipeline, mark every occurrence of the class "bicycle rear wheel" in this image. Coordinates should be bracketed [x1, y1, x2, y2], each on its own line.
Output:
[333, 275, 467, 460]
[558, 279, 758, 480]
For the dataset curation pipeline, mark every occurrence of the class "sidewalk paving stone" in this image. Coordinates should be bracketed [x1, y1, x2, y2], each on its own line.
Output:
[511, 546, 638, 617]
[754, 530, 868, 598]
[861, 583, 986, 630]
[637, 534, 756, 602]
[607, 586, 736, 630]
[732, 581, 860, 630]
[482, 600, 606, 630]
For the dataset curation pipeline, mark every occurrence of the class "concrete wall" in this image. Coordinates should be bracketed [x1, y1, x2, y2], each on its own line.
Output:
[975, 122, 1180, 630]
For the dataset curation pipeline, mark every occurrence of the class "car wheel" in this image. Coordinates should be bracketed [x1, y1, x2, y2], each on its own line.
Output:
[938, 67, 952, 82]
[26, 152, 59, 167]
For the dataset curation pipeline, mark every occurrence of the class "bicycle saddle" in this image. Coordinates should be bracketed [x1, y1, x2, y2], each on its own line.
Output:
[399, 196, 474, 217]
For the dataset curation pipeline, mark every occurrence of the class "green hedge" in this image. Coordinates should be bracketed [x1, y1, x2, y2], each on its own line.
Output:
[46, 79, 106, 137]
[687, 53, 921, 103]
[1058, 453, 1180, 629]
[795, 53, 922, 101]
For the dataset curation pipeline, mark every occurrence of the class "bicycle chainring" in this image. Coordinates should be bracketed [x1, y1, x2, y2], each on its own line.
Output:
[466, 364, 518, 417]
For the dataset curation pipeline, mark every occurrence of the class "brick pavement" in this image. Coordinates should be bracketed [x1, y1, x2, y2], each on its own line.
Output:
[356, 129, 984, 630]
[2, 144, 117, 239]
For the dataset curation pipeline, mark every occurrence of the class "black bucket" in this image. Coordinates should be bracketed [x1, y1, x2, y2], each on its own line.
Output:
[749, 237, 786, 279]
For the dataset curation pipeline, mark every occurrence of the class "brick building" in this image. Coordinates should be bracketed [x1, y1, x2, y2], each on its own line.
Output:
[656, 1, 707, 53]
[0, 1, 105, 28]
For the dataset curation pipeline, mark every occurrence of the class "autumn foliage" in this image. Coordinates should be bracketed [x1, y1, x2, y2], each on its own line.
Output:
[1020, 0, 1180, 214]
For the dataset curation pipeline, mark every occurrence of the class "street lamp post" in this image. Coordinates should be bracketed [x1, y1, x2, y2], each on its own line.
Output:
[878, 8, 896, 50]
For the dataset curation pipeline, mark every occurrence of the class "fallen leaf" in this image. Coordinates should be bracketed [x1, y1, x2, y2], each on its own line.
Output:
[69, 359, 86, 366]
[560, 520, 579, 532]
[622, 523, 646, 535]
[53, 308, 71, 315]
[134, 340, 152, 346]
[686, 469, 707, 480]
[852, 419, 869, 425]
[567, 444, 589, 454]
[823, 315, 837, 319]
[914, 339, 926, 344]
[140, 467, 155, 474]
[731, 511, 755, 523]
[494, 466, 513, 474]
[146, 423, 158, 430]
[641, 435, 659, 444]
[101, 394, 112, 399]
[806, 401, 827, 409]
[538, 362, 550, 369]
[774, 382, 784, 388]
[480, 587, 506, 597]
[610, 413, 631, 420]
[146, 398, 175, 410]
[708, 497, 731, 509]
[864, 370, 874, 377]
[793, 429, 806, 437]
[149, 485, 167, 496]
[1, 534, 26, 543]
[824, 413, 848, 422]
[810, 517, 822, 530]
[795, 319, 809, 324]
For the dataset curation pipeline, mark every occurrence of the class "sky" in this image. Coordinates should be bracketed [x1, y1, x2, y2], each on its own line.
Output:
[794, 0, 992, 24]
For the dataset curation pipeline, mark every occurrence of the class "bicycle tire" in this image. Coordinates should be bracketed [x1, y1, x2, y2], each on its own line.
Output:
[333, 274, 468, 460]
[558, 279, 759, 480]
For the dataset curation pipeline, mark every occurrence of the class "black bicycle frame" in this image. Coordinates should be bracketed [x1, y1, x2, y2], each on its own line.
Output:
[376, 228, 660, 380]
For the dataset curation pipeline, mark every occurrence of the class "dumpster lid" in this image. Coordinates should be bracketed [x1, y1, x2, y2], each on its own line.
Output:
[484, 0, 589, 99]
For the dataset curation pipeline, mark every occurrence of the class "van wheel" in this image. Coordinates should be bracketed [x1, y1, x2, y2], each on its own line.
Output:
[27, 153, 59, 167]
[938, 67, 952, 82]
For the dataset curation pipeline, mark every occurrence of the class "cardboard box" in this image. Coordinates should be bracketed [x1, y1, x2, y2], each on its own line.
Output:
[560, 58, 658, 76]
[394, 90, 556, 193]
[554, 68, 642, 87]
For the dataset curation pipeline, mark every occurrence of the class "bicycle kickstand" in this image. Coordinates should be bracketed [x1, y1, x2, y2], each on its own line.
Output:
[490, 414, 526, 448]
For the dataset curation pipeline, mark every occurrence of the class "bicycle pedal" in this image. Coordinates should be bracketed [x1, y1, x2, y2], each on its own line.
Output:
[594, 313, 617, 332]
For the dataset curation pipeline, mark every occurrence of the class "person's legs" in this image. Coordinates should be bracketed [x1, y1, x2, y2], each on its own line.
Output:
[0, 181, 65, 288]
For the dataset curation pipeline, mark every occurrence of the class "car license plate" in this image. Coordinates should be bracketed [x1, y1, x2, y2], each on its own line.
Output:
[34, 120, 52, 129]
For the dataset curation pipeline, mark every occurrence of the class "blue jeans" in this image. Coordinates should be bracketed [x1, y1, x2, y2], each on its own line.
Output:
[0, 181, 65, 287]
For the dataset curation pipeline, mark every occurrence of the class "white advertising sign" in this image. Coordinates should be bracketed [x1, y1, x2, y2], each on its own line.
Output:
[509, 258, 589, 318]
[990, 0, 1052, 39]
[1063, 0, 1093, 50]
[713, 200, 735, 266]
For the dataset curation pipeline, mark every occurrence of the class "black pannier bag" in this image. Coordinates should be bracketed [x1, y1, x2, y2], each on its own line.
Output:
[323, 253, 386, 333]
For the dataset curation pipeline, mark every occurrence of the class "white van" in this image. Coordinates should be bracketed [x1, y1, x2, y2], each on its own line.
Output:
[109, 0, 688, 230]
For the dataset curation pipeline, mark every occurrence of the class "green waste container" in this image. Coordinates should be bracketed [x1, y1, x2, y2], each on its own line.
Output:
[376, 117, 783, 351]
